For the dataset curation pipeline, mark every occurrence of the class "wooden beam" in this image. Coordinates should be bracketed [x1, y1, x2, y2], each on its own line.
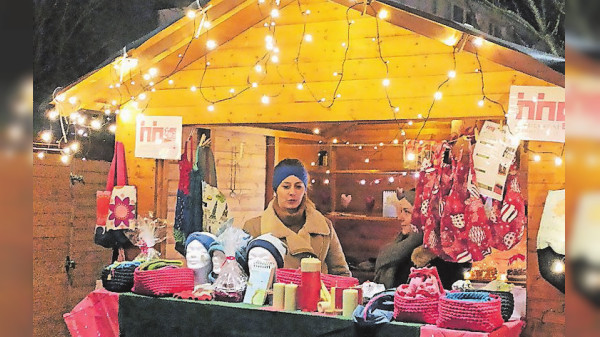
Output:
[201, 125, 325, 141]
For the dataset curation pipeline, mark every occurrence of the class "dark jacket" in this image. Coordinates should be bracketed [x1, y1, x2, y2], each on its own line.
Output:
[373, 232, 423, 289]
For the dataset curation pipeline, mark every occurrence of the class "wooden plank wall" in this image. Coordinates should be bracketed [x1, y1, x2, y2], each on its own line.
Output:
[524, 141, 565, 337]
[164, 127, 267, 259]
[33, 155, 112, 337]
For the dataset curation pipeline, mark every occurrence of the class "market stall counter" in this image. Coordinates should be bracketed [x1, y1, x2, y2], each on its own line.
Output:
[118, 292, 423, 337]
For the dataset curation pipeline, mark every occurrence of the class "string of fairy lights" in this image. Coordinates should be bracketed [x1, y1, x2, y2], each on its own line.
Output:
[37, 0, 564, 175]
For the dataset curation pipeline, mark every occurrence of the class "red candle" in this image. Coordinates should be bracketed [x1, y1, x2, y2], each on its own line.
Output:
[299, 258, 321, 312]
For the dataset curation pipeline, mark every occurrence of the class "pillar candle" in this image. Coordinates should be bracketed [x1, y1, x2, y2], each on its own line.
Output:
[317, 301, 331, 313]
[342, 289, 358, 317]
[284, 283, 298, 311]
[273, 283, 285, 310]
[299, 258, 321, 312]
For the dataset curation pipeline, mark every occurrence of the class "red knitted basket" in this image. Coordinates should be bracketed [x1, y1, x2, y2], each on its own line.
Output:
[393, 295, 440, 324]
[132, 267, 194, 296]
[275, 268, 358, 290]
[436, 293, 504, 332]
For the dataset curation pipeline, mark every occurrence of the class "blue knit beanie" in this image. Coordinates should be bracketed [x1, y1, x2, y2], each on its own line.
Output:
[185, 232, 217, 252]
[272, 161, 308, 191]
[208, 241, 225, 257]
[246, 233, 287, 268]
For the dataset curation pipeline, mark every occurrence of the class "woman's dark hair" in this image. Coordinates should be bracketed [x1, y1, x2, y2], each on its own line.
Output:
[275, 158, 305, 170]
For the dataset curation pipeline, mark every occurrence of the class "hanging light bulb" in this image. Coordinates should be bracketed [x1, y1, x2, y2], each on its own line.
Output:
[186, 10, 196, 19]
[40, 130, 53, 143]
[61, 154, 71, 164]
[447, 70, 456, 79]
[401, 130, 406, 136]
[255, 64, 263, 73]
[37, 152, 45, 160]
[533, 154, 541, 162]
[91, 119, 102, 130]
[374, 179, 381, 184]
[47, 109, 59, 120]
[393, 139, 399, 144]
[56, 93, 66, 102]
[407, 121, 413, 126]
[313, 128, 320, 135]
[364, 158, 370, 163]
[326, 170, 331, 174]
[378, 9, 389, 19]
[203, 21, 211, 28]
[138, 93, 147, 100]
[206, 40, 217, 50]
[304, 34, 313, 42]
[229, 88, 235, 94]
[332, 138, 338, 144]
[388, 177, 395, 183]
[111, 100, 117, 105]
[190, 86, 197, 92]
[324, 179, 330, 185]
[394, 107, 400, 112]
[143, 74, 151, 81]
[109, 124, 117, 133]
[434, 91, 443, 100]
[382, 78, 390, 87]
[261, 95, 270, 104]
[271, 55, 279, 63]
[552, 259, 565, 273]
[473, 37, 484, 47]
[168, 79, 174, 85]
[297, 83, 304, 90]
[68, 96, 78, 105]
[69, 141, 80, 152]
[554, 156, 563, 166]
[407, 152, 416, 161]
[252, 82, 258, 88]
[360, 179, 366, 185]
[270, 9, 280, 18]
[207, 105, 215, 112]
[478, 99, 485, 107]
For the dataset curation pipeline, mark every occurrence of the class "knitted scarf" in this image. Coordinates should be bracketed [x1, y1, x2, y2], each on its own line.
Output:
[272, 194, 308, 233]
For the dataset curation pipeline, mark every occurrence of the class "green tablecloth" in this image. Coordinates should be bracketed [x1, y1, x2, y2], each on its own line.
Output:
[119, 293, 422, 337]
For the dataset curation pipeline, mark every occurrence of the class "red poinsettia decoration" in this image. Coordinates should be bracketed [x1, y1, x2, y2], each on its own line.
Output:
[108, 196, 136, 228]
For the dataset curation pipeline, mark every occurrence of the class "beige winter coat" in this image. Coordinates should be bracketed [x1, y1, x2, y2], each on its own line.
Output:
[243, 201, 351, 276]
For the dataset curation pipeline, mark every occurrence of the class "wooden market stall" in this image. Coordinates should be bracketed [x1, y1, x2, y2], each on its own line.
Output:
[53, 1, 565, 336]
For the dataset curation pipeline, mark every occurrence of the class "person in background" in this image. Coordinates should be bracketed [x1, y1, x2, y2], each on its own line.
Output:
[243, 158, 351, 276]
[374, 188, 423, 288]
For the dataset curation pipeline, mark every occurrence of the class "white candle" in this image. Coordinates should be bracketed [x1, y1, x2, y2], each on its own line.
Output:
[284, 283, 298, 311]
[342, 289, 358, 317]
[273, 283, 285, 310]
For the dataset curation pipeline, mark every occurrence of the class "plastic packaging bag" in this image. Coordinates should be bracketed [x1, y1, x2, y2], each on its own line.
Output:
[126, 216, 166, 261]
[212, 224, 250, 302]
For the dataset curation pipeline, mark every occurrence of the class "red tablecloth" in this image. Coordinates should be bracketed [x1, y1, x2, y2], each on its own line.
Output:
[420, 320, 524, 337]
[63, 289, 119, 337]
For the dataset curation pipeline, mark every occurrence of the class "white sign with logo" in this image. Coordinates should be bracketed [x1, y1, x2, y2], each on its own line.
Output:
[135, 116, 182, 160]
[507, 85, 565, 143]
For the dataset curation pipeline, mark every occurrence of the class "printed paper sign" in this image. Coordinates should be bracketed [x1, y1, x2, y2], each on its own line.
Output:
[507, 85, 565, 143]
[135, 116, 182, 160]
[470, 121, 520, 201]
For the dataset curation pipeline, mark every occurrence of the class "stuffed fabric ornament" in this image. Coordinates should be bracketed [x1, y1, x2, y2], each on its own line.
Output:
[411, 158, 437, 233]
[490, 172, 527, 251]
[462, 159, 493, 261]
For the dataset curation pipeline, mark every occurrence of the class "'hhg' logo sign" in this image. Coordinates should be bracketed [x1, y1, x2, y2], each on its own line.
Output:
[135, 116, 182, 159]
[507, 86, 565, 143]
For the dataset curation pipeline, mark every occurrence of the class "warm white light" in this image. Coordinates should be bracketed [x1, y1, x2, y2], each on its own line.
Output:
[206, 40, 217, 50]
[555, 156, 563, 166]
[111, 100, 117, 105]
[499, 274, 508, 282]
[255, 64, 263, 72]
[382, 78, 390, 87]
[394, 107, 400, 112]
[333, 72, 338, 76]
[115, 83, 121, 88]
[203, 21, 211, 28]
[297, 83, 304, 90]
[207, 105, 215, 112]
[190, 86, 197, 92]
[252, 82, 258, 88]
[393, 139, 399, 144]
[407, 121, 413, 126]
[56, 93, 66, 102]
[305, 9, 311, 15]
[402, 172, 407, 176]
[443, 35, 458, 46]
[552, 259, 565, 273]
[417, 114, 423, 119]
[68, 96, 77, 105]
[464, 271, 472, 280]
[407, 152, 416, 161]
[109, 124, 117, 133]
[378, 9, 389, 19]
[271, 55, 279, 63]
[149, 81, 154, 86]
[61, 154, 70, 164]
[379, 142, 384, 146]
[168, 79, 174, 85]
[478, 99, 485, 107]
[341, 42, 346, 47]
[274, 47, 280, 53]
[130, 81, 135, 85]
[40, 130, 53, 143]
[313, 128, 320, 135]
[324, 179, 330, 185]
[326, 170, 331, 174]
[91, 120, 102, 130]
[358, 146, 363, 150]
[261, 95, 270, 104]
[434, 91, 443, 100]
[69, 141, 80, 152]
[414, 172, 420, 178]
[229, 88, 235, 94]
[138, 93, 147, 100]
[360, 179, 366, 185]
[47, 109, 59, 120]
[271, 9, 279, 17]
[533, 154, 541, 162]
[37, 152, 45, 160]
[143, 74, 151, 81]
[401, 130, 406, 136]
[319, 98, 326, 102]
[76, 129, 84, 136]
[63, 147, 71, 154]
[304, 34, 313, 42]
[388, 177, 395, 183]
[206, 61, 211, 66]
[311, 162, 316, 166]
[186, 10, 196, 19]
[364, 158, 370, 163]
[473, 37, 484, 47]
[333, 138, 338, 144]
[448, 70, 456, 78]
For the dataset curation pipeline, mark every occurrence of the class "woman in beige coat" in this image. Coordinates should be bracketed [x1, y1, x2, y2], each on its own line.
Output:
[243, 159, 351, 276]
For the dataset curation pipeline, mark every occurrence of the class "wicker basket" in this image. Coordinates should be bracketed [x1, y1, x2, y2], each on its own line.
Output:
[132, 267, 194, 296]
[275, 268, 358, 290]
[466, 289, 514, 321]
[437, 292, 504, 332]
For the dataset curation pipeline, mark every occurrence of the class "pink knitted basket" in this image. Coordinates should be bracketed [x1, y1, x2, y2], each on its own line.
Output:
[275, 268, 358, 290]
[132, 267, 194, 296]
[393, 295, 440, 324]
[436, 293, 504, 332]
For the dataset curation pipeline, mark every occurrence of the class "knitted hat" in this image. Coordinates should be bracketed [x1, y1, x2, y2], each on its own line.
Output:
[185, 232, 217, 252]
[272, 159, 308, 191]
[396, 188, 416, 205]
[246, 233, 287, 268]
[208, 241, 225, 257]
